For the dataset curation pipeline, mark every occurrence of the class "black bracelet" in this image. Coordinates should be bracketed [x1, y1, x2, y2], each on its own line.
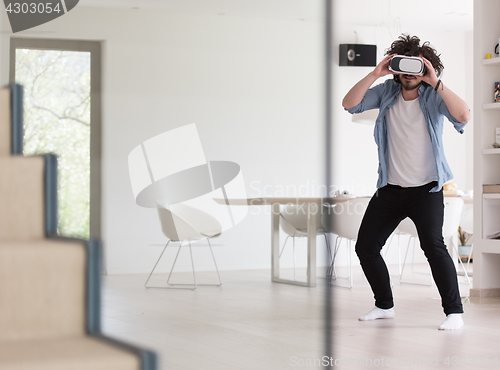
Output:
[434, 79, 442, 91]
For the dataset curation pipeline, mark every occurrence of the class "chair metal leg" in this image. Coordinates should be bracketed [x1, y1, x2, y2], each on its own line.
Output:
[147, 239, 222, 290]
[450, 240, 472, 306]
[324, 234, 332, 278]
[328, 236, 341, 280]
[409, 237, 431, 279]
[465, 245, 473, 276]
[400, 236, 432, 287]
[164, 241, 198, 290]
[452, 243, 471, 285]
[279, 236, 291, 258]
[326, 235, 333, 277]
[188, 242, 197, 288]
[167, 239, 223, 289]
[207, 238, 223, 286]
[146, 240, 196, 290]
[333, 236, 341, 280]
[324, 234, 332, 264]
[383, 233, 394, 259]
[144, 240, 171, 288]
[162, 241, 197, 290]
[466, 246, 473, 269]
[167, 242, 183, 285]
[329, 237, 353, 289]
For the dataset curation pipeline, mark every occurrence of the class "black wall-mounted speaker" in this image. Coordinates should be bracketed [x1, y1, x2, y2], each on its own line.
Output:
[339, 44, 377, 67]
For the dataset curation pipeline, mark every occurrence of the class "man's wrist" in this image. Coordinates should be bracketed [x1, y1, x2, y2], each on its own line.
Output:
[434, 79, 443, 92]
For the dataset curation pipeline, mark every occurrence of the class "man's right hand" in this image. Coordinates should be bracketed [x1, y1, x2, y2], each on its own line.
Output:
[342, 54, 396, 110]
[372, 54, 396, 79]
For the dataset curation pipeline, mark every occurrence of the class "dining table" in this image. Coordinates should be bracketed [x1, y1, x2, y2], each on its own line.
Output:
[215, 196, 358, 287]
[216, 193, 473, 288]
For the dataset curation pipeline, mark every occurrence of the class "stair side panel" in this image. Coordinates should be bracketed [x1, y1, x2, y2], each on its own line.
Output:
[0, 157, 45, 240]
[0, 240, 86, 341]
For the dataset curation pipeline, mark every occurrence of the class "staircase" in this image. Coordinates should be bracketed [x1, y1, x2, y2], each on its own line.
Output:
[0, 85, 157, 370]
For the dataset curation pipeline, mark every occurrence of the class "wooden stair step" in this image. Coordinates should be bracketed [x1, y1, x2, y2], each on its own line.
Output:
[0, 156, 47, 240]
[0, 336, 140, 370]
[0, 239, 87, 341]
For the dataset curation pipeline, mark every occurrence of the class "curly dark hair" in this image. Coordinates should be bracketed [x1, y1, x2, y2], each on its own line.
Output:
[385, 34, 443, 87]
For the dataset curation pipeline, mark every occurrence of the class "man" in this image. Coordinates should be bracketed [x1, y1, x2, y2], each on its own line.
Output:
[342, 34, 470, 330]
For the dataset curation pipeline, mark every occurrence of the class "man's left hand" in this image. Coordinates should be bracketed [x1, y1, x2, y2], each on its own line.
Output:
[420, 57, 440, 88]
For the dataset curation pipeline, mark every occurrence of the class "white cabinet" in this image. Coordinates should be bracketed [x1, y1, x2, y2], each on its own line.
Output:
[472, 0, 500, 297]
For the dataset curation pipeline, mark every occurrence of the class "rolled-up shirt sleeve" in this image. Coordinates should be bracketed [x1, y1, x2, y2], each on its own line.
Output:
[345, 82, 385, 114]
[437, 97, 468, 134]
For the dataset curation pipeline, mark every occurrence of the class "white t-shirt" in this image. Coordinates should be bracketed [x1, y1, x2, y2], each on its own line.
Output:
[386, 91, 438, 187]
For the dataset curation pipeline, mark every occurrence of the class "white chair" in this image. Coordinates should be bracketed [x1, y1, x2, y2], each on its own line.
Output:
[145, 203, 223, 290]
[321, 197, 370, 289]
[443, 198, 470, 285]
[398, 217, 433, 286]
[459, 208, 473, 281]
[279, 204, 330, 281]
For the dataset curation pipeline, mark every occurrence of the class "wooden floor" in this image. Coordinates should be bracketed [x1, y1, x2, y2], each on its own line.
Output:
[102, 265, 500, 370]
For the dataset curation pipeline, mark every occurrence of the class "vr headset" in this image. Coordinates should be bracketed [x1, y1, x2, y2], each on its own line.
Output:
[388, 44, 427, 75]
[389, 55, 427, 75]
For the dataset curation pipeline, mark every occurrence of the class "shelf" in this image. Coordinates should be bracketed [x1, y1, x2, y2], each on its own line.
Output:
[479, 239, 500, 254]
[482, 102, 500, 110]
[473, 0, 500, 290]
[482, 57, 500, 66]
[483, 148, 500, 154]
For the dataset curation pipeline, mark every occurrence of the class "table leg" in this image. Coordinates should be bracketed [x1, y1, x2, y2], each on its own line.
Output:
[271, 203, 280, 281]
[271, 202, 312, 287]
[306, 203, 317, 287]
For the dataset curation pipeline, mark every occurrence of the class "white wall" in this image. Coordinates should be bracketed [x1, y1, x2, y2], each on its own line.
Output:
[1, 6, 328, 274]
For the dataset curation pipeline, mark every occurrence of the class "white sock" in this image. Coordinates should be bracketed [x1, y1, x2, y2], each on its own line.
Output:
[358, 306, 395, 321]
[438, 314, 463, 330]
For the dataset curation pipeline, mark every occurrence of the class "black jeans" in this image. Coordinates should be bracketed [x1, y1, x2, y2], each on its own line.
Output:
[355, 181, 463, 315]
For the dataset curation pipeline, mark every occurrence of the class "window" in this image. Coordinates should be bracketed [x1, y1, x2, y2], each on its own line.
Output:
[10, 38, 102, 239]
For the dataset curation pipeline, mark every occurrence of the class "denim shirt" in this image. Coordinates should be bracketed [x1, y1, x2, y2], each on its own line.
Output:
[346, 79, 467, 192]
